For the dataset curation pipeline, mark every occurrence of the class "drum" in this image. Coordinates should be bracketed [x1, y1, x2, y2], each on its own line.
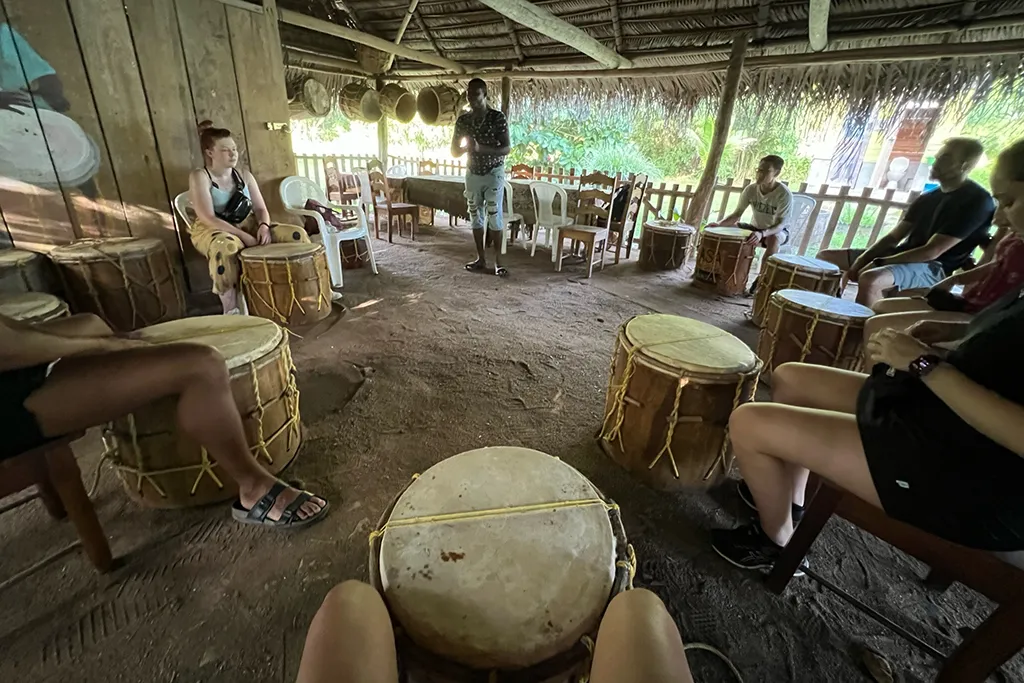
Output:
[379, 83, 416, 123]
[49, 237, 186, 333]
[756, 290, 873, 375]
[340, 237, 369, 270]
[0, 248, 59, 295]
[369, 447, 633, 681]
[339, 83, 383, 123]
[638, 220, 695, 271]
[751, 254, 841, 327]
[106, 315, 302, 508]
[0, 292, 68, 323]
[599, 314, 761, 490]
[0, 107, 100, 188]
[417, 85, 465, 126]
[288, 78, 331, 119]
[693, 227, 755, 297]
[240, 243, 332, 328]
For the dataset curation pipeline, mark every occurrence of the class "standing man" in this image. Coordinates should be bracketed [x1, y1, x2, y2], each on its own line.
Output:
[707, 155, 793, 293]
[451, 78, 511, 277]
[817, 137, 994, 307]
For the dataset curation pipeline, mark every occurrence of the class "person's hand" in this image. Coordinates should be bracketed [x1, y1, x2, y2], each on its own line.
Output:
[239, 231, 258, 248]
[257, 224, 272, 245]
[468, 138, 481, 153]
[0, 90, 34, 113]
[744, 231, 762, 245]
[907, 319, 963, 345]
[705, 221, 720, 229]
[866, 328, 934, 372]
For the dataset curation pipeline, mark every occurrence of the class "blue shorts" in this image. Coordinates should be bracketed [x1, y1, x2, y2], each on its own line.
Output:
[882, 261, 946, 291]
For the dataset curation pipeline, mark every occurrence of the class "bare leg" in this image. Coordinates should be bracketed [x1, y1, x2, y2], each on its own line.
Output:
[296, 581, 398, 683]
[815, 248, 859, 270]
[854, 266, 896, 307]
[590, 589, 693, 683]
[34, 313, 113, 338]
[471, 228, 486, 264]
[872, 297, 933, 315]
[24, 343, 325, 521]
[490, 230, 504, 271]
[759, 233, 782, 272]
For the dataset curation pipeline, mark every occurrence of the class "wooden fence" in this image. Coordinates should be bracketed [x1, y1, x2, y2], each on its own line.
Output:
[293, 154, 918, 257]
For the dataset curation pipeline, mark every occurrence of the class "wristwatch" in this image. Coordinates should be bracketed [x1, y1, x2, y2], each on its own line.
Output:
[908, 354, 942, 378]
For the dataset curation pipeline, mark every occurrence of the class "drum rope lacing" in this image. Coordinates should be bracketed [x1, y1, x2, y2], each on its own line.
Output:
[599, 333, 761, 481]
[695, 233, 748, 289]
[751, 261, 840, 323]
[758, 298, 860, 373]
[242, 254, 330, 326]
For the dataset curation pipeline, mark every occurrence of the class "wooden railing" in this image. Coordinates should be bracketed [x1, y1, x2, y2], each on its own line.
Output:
[293, 154, 917, 256]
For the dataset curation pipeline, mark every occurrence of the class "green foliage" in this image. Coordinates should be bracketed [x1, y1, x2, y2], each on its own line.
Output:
[389, 117, 452, 154]
[292, 108, 352, 144]
[580, 141, 662, 180]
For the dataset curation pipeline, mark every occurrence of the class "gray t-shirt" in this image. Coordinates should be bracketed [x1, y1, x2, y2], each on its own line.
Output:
[736, 182, 793, 230]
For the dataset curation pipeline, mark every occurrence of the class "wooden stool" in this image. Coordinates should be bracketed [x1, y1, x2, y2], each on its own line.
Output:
[0, 434, 114, 585]
[767, 478, 1024, 682]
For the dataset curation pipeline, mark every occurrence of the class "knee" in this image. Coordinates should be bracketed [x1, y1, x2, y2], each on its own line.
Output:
[605, 588, 671, 624]
[73, 313, 112, 336]
[770, 363, 803, 402]
[319, 580, 385, 615]
[180, 343, 229, 383]
[728, 402, 765, 452]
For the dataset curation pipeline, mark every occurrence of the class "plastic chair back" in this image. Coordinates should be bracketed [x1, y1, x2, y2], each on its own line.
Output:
[530, 181, 568, 226]
[784, 193, 817, 253]
[280, 175, 327, 211]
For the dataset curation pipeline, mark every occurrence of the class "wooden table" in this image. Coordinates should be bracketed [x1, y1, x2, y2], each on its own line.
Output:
[390, 174, 578, 225]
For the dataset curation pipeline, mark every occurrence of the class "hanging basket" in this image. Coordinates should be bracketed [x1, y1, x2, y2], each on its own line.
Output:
[379, 83, 416, 123]
[356, 45, 392, 74]
[416, 85, 466, 126]
[339, 83, 383, 123]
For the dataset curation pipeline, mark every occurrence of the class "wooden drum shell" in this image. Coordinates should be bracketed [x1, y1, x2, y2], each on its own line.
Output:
[417, 85, 465, 126]
[693, 228, 755, 297]
[0, 291, 69, 323]
[0, 248, 61, 295]
[340, 83, 383, 123]
[751, 255, 841, 327]
[240, 244, 332, 329]
[638, 222, 695, 271]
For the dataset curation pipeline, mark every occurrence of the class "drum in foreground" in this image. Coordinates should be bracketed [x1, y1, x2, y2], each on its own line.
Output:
[751, 254, 841, 327]
[240, 243, 332, 328]
[0, 248, 60, 295]
[370, 447, 633, 680]
[638, 220, 695, 271]
[49, 237, 185, 332]
[693, 227, 755, 296]
[106, 315, 302, 508]
[757, 290, 873, 375]
[0, 292, 68, 323]
[599, 314, 760, 490]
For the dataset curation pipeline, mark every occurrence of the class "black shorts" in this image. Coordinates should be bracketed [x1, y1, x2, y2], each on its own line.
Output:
[0, 363, 52, 461]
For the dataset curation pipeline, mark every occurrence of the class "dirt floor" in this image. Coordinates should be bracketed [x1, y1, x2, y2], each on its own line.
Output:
[1, 221, 1020, 683]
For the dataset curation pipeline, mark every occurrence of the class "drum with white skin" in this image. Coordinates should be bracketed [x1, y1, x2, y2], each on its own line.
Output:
[240, 242, 332, 329]
[751, 254, 841, 327]
[0, 291, 68, 323]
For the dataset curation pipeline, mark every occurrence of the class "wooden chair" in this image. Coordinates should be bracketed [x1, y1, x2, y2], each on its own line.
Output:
[368, 169, 419, 243]
[556, 171, 617, 278]
[599, 173, 649, 264]
[767, 478, 1024, 683]
[417, 160, 438, 227]
[510, 164, 535, 179]
[1, 434, 114, 584]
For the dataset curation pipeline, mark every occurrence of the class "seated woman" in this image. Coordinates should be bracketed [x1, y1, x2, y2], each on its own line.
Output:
[1, 312, 329, 528]
[712, 139, 1024, 568]
[188, 120, 310, 314]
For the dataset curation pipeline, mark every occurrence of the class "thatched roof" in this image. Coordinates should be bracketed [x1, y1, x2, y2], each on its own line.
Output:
[279, 0, 1024, 116]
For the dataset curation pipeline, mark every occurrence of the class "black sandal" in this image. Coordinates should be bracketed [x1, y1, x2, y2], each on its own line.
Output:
[231, 482, 330, 529]
[494, 266, 509, 277]
[465, 259, 487, 272]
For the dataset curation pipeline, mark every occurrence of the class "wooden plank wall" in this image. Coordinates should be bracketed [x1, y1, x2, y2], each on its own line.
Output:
[0, 0, 295, 295]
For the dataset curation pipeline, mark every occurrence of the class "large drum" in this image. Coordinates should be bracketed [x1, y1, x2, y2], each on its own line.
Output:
[757, 290, 873, 375]
[240, 243, 332, 328]
[599, 314, 761, 490]
[0, 292, 68, 323]
[339, 83, 382, 123]
[638, 220, 695, 271]
[106, 316, 302, 508]
[751, 254, 841, 327]
[693, 227, 755, 296]
[417, 85, 465, 126]
[370, 447, 633, 681]
[49, 237, 185, 332]
[0, 248, 60, 295]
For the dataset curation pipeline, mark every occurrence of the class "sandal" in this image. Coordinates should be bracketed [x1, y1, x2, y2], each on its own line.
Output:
[231, 481, 330, 529]
[494, 266, 509, 277]
[465, 259, 487, 272]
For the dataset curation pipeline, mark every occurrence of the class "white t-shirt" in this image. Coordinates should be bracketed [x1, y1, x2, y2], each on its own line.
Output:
[736, 182, 793, 230]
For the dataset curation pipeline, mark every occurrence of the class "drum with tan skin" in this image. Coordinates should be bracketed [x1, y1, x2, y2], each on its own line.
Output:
[756, 289, 873, 376]
[49, 237, 185, 333]
[599, 314, 761, 491]
[693, 227, 755, 296]
[370, 447, 634, 683]
[106, 316, 302, 508]
[240, 243, 332, 328]
[0, 248, 60, 295]
[0, 291, 69, 323]
[751, 254, 842, 327]
[638, 221, 695, 271]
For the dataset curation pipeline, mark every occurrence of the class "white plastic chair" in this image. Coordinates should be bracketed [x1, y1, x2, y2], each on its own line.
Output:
[355, 169, 375, 220]
[529, 181, 573, 262]
[782, 193, 817, 254]
[173, 191, 248, 314]
[279, 175, 378, 289]
[387, 165, 409, 178]
[501, 181, 524, 255]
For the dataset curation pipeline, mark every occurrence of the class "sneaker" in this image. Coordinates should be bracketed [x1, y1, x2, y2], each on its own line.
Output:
[711, 523, 807, 576]
[738, 480, 805, 524]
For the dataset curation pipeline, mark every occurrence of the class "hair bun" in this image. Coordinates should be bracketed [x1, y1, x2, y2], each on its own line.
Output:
[197, 119, 214, 134]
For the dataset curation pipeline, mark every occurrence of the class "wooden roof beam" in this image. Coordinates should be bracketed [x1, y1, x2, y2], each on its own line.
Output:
[472, 0, 631, 69]
[754, 0, 771, 43]
[503, 18, 526, 64]
[381, 0, 422, 71]
[609, 0, 624, 53]
[278, 8, 467, 72]
[412, 7, 443, 56]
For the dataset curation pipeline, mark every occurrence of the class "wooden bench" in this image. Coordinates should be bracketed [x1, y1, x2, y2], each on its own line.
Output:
[767, 479, 1024, 682]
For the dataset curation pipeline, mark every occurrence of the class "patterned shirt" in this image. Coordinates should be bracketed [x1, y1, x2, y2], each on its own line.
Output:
[454, 108, 508, 175]
[963, 233, 1024, 312]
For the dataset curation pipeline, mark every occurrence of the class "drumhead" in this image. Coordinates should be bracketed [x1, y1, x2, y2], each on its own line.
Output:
[0, 292, 65, 321]
[241, 243, 322, 260]
[702, 226, 749, 241]
[644, 220, 694, 235]
[135, 315, 283, 369]
[378, 447, 616, 669]
[50, 237, 165, 262]
[769, 253, 840, 274]
[774, 290, 873, 319]
[0, 249, 39, 268]
[624, 314, 756, 375]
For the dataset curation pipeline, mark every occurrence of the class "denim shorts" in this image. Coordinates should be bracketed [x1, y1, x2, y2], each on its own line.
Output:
[881, 261, 946, 291]
[464, 166, 505, 232]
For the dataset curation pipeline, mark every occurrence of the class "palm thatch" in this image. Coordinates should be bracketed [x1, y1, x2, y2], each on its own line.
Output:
[279, 0, 1024, 118]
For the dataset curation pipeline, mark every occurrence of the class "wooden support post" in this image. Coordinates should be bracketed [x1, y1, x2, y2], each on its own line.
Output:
[382, 0, 420, 72]
[500, 75, 512, 116]
[685, 34, 747, 226]
[376, 79, 389, 164]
